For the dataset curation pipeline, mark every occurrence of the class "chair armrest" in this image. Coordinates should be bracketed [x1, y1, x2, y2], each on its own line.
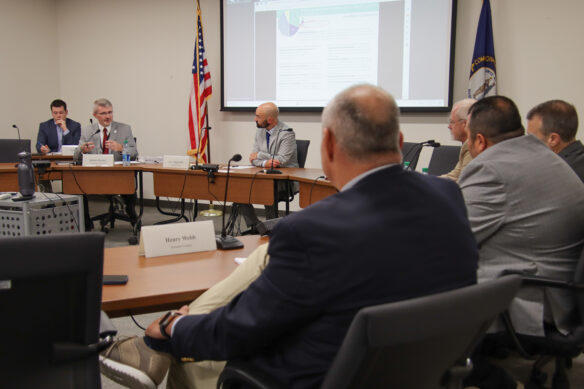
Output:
[217, 361, 286, 389]
[520, 276, 584, 290]
[500, 270, 584, 290]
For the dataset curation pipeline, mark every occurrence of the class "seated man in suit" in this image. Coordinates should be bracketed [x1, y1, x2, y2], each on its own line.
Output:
[100, 84, 479, 389]
[36, 99, 81, 154]
[440, 98, 475, 181]
[459, 96, 584, 389]
[239, 102, 299, 227]
[526, 99, 584, 182]
[75, 98, 139, 230]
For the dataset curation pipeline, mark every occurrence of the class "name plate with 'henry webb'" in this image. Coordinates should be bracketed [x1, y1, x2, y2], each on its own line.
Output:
[140, 220, 216, 258]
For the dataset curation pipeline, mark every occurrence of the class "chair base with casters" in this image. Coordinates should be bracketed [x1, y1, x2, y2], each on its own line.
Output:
[217, 276, 521, 389]
[497, 262, 584, 389]
[91, 195, 133, 231]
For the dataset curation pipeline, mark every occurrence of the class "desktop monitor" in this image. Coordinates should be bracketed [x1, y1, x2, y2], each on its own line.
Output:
[0, 232, 105, 389]
[0, 139, 31, 163]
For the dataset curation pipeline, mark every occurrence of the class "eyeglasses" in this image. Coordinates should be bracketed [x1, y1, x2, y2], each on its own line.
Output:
[95, 110, 113, 116]
[448, 118, 464, 125]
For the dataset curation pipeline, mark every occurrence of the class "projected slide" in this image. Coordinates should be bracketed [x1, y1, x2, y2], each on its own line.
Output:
[278, 10, 302, 36]
[222, 0, 455, 111]
[275, 5, 379, 104]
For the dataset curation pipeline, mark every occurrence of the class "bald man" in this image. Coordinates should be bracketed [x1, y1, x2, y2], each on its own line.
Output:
[242, 102, 299, 222]
[100, 85, 477, 389]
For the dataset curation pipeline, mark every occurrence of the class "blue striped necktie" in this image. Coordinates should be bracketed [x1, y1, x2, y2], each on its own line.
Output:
[266, 131, 270, 149]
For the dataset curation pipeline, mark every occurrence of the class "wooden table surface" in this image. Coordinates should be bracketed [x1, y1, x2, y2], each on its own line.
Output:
[102, 234, 269, 317]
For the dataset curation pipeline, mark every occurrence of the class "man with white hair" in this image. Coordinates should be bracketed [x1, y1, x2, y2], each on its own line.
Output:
[440, 98, 476, 181]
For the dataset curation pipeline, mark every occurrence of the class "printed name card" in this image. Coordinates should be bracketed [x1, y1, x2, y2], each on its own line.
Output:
[82, 154, 115, 167]
[163, 155, 190, 170]
[140, 220, 216, 258]
[61, 145, 77, 156]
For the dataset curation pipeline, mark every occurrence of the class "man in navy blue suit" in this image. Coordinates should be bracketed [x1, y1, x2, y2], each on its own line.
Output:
[101, 85, 478, 389]
[35, 99, 81, 154]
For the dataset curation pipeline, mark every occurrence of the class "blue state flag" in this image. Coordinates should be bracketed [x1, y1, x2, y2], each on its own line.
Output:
[468, 0, 496, 100]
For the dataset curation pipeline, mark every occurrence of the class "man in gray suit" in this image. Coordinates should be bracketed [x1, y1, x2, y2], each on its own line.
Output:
[526, 99, 584, 182]
[75, 98, 137, 161]
[249, 102, 298, 169]
[460, 96, 584, 388]
[75, 98, 139, 230]
[461, 95, 584, 336]
[241, 102, 299, 223]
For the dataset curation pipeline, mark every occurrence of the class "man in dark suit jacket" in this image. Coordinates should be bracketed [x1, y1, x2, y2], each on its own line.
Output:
[35, 99, 81, 153]
[527, 99, 584, 182]
[100, 85, 479, 389]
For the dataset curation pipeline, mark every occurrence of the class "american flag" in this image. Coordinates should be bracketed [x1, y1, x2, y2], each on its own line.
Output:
[188, 0, 212, 163]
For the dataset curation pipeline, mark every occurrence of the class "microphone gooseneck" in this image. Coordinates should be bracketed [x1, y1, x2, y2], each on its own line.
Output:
[264, 128, 282, 174]
[216, 154, 244, 250]
[12, 124, 21, 142]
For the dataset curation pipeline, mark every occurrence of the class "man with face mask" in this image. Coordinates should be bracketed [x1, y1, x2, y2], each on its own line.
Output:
[239, 102, 299, 223]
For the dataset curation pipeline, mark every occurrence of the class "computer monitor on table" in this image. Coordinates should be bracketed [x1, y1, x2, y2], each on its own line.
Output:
[0, 139, 31, 163]
[0, 233, 105, 389]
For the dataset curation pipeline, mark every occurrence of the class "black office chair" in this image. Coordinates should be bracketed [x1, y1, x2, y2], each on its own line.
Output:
[497, 247, 584, 389]
[217, 275, 522, 389]
[0, 138, 31, 162]
[91, 137, 139, 235]
[427, 145, 461, 176]
[296, 139, 310, 169]
[402, 141, 422, 170]
[0, 233, 111, 389]
[284, 139, 310, 214]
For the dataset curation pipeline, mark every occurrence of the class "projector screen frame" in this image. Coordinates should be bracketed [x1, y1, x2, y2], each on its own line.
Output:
[220, 0, 458, 113]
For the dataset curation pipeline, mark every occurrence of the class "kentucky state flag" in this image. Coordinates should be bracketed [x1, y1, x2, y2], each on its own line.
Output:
[468, 0, 496, 100]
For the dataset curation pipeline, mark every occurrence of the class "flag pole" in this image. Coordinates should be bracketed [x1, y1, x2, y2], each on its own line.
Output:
[199, 110, 222, 217]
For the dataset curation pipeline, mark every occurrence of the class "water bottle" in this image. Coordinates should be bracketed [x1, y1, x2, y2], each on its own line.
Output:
[122, 140, 131, 166]
[403, 161, 411, 170]
[422, 167, 429, 175]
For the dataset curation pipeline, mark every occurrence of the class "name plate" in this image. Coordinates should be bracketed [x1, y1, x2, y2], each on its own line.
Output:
[163, 155, 190, 170]
[141, 220, 216, 258]
[83, 153, 114, 167]
[61, 145, 77, 156]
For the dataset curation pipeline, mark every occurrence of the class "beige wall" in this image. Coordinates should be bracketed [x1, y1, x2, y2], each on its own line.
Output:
[2, 0, 584, 199]
[0, 0, 60, 142]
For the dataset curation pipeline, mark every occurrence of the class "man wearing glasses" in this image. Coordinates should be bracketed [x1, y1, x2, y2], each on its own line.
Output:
[440, 98, 476, 182]
[75, 98, 138, 230]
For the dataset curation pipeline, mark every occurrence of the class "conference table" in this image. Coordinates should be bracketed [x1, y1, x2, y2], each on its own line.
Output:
[0, 163, 339, 217]
[0, 162, 62, 192]
[102, 234, 269, 318]
[148, 165, 337, 215]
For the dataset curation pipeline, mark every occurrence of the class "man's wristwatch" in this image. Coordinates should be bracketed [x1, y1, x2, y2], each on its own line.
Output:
[159, 311, 183, 339]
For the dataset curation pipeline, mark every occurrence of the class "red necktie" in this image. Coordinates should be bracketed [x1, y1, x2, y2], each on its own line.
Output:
[103, 128, 109, 154]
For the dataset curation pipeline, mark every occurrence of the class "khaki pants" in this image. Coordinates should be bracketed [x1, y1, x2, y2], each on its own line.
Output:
[166, 243, 270, 389]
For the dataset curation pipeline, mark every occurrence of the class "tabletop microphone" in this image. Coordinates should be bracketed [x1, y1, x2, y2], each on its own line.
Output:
[12, 124, 21, 141]
[423, 140, 441, 147]
[264, 129, 282, 174]
[216, 153, 244, 250]
[402, 139, 441, 170]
